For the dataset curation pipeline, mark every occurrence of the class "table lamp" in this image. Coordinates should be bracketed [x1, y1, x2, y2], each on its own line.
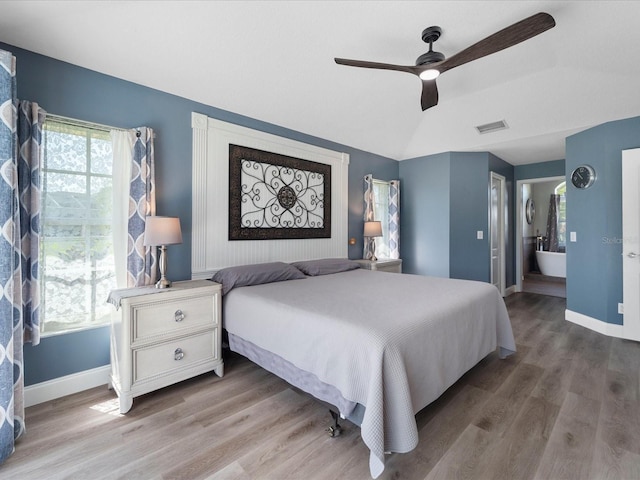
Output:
[143, 216, 183, 288]
[363, 220, 383, 261]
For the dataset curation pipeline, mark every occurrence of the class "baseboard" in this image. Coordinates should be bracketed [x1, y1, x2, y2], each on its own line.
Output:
[504, 285, 517, 297]
[565, 309, 625, 338]
[25, 365, 111, 408]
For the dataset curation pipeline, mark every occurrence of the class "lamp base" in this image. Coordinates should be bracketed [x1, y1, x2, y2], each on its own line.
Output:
[155, 245, 172, 288]
[155, 277, 172, 289]
[366, 237, 377, 262]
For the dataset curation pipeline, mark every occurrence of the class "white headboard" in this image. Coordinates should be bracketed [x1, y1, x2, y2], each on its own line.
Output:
[191, 113, 350, 280]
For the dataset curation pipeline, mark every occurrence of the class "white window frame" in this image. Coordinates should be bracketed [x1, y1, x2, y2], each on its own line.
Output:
[41, 116, 117, 336]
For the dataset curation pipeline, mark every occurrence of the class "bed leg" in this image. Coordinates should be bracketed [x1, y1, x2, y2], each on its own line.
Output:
[326, 410, 343, 437]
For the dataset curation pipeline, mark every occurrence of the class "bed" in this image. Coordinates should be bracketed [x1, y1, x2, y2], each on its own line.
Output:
[215, 260, 516, 478]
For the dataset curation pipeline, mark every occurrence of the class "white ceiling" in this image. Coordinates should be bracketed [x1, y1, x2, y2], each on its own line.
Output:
[2, 1, 640, 165]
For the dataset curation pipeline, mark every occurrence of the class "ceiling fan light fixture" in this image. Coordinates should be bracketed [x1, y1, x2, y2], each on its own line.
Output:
[419, 69, 440, 80]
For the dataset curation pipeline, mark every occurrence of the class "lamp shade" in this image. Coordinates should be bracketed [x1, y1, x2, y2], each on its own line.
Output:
[363, 220, 382, 238]
[143, 216, 183, 246]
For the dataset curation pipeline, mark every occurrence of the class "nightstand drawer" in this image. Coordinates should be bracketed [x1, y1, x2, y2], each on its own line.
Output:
[132, 295, 215, 343]
[133, 329, 217, 384]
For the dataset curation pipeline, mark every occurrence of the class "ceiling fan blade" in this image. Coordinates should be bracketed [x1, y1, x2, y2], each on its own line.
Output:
[334, 58, 419, 76]
[421, 79, 439, 111]
[437, 12, 555, 74]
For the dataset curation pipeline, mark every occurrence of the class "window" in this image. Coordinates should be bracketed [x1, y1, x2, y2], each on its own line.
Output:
[41, 118, 116, 335]
[555, 181, 567, 248]
[372, 179, 390, 259]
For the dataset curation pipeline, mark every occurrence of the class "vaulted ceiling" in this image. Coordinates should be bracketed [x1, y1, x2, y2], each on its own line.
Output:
[2, 1, 639, 165]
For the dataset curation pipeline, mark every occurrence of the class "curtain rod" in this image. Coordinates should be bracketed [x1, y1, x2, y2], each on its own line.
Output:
[45, 114, 157, 139]
[45, 113, 126, 133]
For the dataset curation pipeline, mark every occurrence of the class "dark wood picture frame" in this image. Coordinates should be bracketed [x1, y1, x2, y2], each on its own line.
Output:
[229, 144, 331, 240]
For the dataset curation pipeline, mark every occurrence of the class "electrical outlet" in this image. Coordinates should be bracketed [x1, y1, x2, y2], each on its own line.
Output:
[477, 230, 483, 240]
[570, 231, 577, 242]
[618, 303, 624, 314]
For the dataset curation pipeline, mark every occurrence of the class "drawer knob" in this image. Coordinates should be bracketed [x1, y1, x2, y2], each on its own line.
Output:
[174, 348, 184, 361]
[174, 310, 185, 322]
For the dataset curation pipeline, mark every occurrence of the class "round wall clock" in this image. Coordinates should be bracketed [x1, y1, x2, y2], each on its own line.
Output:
[571, 165, 596, 189]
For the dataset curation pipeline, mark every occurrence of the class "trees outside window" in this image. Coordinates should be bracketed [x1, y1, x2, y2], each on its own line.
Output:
[41, 119, 116, 334]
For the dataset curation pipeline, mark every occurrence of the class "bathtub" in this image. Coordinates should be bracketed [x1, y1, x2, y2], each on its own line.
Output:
[535, 250, 566, 278]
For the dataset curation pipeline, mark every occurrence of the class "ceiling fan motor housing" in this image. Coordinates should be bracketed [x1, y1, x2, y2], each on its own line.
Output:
[416, 50, 445, 66]
[416, 26, 445, 66]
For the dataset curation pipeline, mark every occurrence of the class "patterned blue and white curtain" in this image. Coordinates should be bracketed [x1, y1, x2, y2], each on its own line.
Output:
[389, 179, 400, 259]
[0, 47, 21, 466]
[111, 128, 156, 288]
[363, 174, 375, 259]
[18, 101, 45, 345]
[0, 49, 45, 465]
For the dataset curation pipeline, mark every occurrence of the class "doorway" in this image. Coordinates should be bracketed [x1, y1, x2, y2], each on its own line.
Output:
[515, 175, 565, 295]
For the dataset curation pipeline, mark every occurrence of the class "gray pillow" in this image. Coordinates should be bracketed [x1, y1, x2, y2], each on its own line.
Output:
[291, 258, 361, 276]
[212, 262, 306, 295]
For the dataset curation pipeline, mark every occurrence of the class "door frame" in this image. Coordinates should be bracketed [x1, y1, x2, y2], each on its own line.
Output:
[515, 175, 565, 293]
[622, 148, 640, 341]
[490, 172, 506, 296]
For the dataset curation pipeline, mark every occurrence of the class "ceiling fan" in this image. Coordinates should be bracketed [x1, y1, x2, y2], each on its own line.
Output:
[334, 12, 556, 111]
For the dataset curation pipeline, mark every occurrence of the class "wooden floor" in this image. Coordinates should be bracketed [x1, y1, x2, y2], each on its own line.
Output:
[522, 273, 566, 298]
[4, 293, 640, 479]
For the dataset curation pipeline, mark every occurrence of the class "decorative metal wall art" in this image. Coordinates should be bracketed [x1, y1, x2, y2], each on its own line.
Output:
[229, 145, 331, 240]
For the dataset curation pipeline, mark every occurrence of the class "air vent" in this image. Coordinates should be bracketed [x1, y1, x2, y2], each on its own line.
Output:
[475, 120, 509, 134]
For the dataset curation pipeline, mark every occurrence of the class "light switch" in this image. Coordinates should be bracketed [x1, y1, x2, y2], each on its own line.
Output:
[477, 230, 484, 240]
[570, 231, 577, 242]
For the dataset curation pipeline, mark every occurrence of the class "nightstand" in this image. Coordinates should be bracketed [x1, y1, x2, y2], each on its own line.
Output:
[354, 258, 403, 273]
[109, 279, 223, 413]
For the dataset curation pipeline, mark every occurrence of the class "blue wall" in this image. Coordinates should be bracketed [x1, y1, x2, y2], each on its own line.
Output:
[399, 151, 514, 284]
[515, 159, 565, 181]
[450, 153, 491, 282]
[566, 116, 640, 326]
[3, 43, 398, 385]
[399, 153, 451, 276]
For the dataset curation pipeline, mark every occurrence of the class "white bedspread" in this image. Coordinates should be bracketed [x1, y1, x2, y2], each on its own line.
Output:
[223, 269, 515, 478]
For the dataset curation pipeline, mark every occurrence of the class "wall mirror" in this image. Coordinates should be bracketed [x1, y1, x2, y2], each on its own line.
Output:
[525, 198, 535, 224]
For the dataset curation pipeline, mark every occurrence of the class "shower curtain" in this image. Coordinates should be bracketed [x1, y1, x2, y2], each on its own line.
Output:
[545, 194, 560, 252]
